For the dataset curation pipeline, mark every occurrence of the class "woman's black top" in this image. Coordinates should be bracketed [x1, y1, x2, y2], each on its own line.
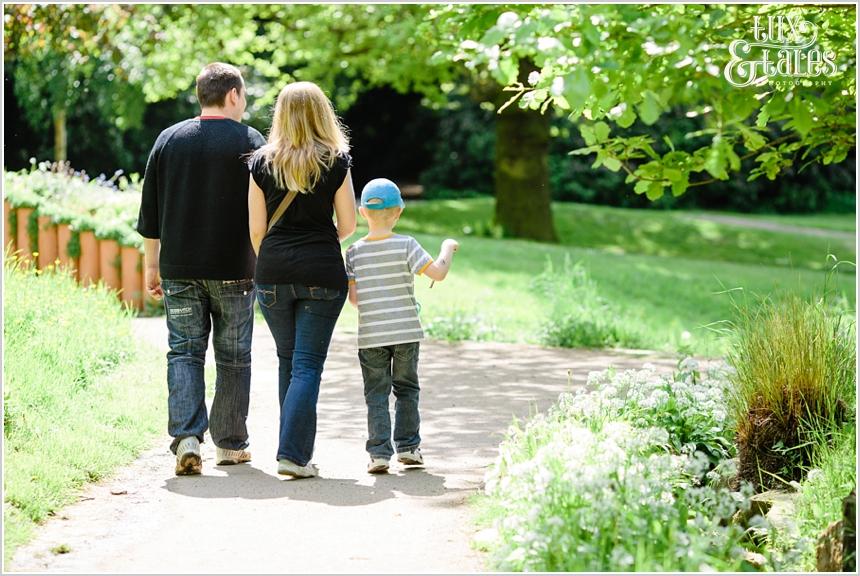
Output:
[249, 152, 350, 290]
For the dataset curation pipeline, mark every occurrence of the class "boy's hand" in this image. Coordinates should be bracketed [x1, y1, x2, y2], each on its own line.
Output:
[427, 238, 459, 287]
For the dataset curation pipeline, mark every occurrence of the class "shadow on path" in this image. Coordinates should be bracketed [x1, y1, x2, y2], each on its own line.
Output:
[163, 466, 450, 507]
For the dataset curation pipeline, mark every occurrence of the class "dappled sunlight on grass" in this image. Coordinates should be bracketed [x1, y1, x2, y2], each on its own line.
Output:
[690, 219, 724, 242]
[397, 199, 854, 273]
[340, 199, 855, 355]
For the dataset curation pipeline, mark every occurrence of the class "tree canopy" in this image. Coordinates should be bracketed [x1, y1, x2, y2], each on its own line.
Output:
[4, 3, 856, 239]
[435, 3, 856, 200]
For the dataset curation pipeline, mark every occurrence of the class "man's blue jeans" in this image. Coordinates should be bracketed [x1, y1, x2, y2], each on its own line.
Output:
[358, 342, 421, 459]
[162, 278, 254, 454]
[256, 283, 346, 466]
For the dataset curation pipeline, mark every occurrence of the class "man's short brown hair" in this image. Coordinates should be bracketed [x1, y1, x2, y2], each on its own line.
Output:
[196, 63, 244, 107]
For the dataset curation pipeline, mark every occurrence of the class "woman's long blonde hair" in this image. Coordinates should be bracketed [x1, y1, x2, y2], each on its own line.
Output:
[256, 82, 349, 193]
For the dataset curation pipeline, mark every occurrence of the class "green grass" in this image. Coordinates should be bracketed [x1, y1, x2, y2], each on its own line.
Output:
[338, 199, 856, 355]
[738, 212, 856, 233]
[772, 425, 857, 571]
[395, 198, 856, 270]
[3, 259, 165, 565]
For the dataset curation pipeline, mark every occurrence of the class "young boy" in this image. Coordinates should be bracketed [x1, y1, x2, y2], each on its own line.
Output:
[345, 178, 459, 474]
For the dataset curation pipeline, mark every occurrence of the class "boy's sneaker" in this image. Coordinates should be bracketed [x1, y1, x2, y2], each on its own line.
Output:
[277, 459, 319, 478]
[367, 457, 390, 474]
[397, 447, 424, 466]
[215, 447, 252, 465]
[175, 436, 202, 476]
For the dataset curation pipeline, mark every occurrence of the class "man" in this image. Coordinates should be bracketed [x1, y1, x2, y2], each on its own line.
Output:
[137, 62, 266, 475]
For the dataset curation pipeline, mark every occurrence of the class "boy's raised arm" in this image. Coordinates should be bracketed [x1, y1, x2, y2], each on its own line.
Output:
[423, 239, 459, 282]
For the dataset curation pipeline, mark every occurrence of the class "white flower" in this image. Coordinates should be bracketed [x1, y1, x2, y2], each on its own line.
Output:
[537, 37, 560, 52]
[496, 11, 519, 29]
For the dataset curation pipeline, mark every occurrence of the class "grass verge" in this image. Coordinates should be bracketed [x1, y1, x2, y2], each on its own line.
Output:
[772, 425, 857, 570]
[3, 258, 165, 565]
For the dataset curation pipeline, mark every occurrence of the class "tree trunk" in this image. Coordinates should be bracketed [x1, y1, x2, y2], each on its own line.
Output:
[492, 66, 557, 243]
[54, 107, 67, 162]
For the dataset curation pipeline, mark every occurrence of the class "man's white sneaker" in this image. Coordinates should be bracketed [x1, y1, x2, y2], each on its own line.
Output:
[175, 436, 202, 476]
[367, 457, 390, 474]
[277, 459, 319, 478]
[397, 447, 424, 466]
[216, 447, 252, 465]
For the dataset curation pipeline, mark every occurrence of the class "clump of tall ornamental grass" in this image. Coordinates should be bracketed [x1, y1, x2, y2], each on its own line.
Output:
[727, 295, 855, 491]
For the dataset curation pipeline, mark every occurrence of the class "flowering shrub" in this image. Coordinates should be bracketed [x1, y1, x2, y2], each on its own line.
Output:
[4, 161, 142, 247]
[560, 359, 736, 466]
[480, 361, 749, 571]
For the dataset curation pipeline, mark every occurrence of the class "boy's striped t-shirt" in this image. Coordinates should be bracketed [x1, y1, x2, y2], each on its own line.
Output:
[345, 234, 433, 349]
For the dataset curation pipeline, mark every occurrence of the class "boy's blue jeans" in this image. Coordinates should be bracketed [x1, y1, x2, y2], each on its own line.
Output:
[162, 278, 255, 454]
[256, 283, 346, 466]
[358, 342, 421, 459]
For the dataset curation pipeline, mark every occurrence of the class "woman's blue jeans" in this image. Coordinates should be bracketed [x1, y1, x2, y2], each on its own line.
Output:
[256, 283, 346, 466]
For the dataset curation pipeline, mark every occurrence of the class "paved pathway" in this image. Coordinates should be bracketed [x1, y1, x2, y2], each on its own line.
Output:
[10, 318, 685, 573]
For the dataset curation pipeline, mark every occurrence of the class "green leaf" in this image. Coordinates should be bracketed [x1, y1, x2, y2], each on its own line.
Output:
[739, 125, 766, 151]
[638, 90, 662, 125]
[663, 168, 682, 182]
[593, 121, 610, 143]
[579, 124, 596, 146]
[498, 57, 519, 85]
[704, 141, 728, 180]
[725, 143, 741, 171]
[569, 145, 600, 156]
[552, 94, 570, 110]
[645, 182, 664, 200]
[634, 180, 650, 195]
[640, 142, 660, 161]
[592, 150, 605, 169]
[563, 68, 591, 110]
[603, 157, 622, 172]
[671, 177, 689, 197]
[616, 104, 636, 128]
[790, 98, 813, 136]
[663, 135, 675, 152]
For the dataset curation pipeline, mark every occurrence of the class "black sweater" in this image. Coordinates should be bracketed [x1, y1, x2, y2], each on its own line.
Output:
[137, 117, 266, 280]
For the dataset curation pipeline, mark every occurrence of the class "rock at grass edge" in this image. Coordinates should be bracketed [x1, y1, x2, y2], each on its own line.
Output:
[816, 519, 844, 572]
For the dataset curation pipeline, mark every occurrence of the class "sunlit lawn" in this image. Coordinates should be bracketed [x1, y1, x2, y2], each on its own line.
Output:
[336, 198, 856, 356]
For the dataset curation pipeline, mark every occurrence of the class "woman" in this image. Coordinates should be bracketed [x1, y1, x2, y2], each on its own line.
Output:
[248, 81, 356, 478]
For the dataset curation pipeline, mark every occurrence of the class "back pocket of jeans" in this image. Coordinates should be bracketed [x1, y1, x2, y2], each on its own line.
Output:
[308, 286, 341, 301]
[256, 285, 277, 308]
[162, 280, 194, 297]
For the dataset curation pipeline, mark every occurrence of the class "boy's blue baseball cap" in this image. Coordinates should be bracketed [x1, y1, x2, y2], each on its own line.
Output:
[360, 178, 405, 210]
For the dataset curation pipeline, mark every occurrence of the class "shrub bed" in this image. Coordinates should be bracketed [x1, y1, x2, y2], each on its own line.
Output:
[477, 360, 750, 571]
